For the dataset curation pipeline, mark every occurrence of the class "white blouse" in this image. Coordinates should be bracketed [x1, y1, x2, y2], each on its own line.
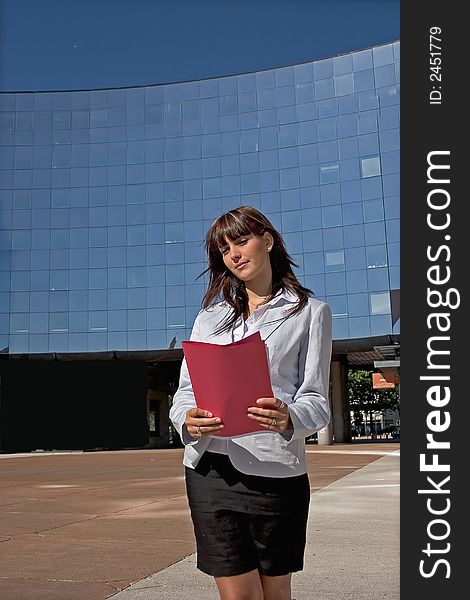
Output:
[206, 289, 293, 455]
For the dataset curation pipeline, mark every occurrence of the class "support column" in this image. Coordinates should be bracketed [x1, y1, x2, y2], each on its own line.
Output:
[317, 368, 334, 445]
[317, 419, 334, 445]
[331, 358, 351, 443]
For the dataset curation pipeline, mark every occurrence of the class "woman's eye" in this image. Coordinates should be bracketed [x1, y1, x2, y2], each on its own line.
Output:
[238, 239, 247, 245]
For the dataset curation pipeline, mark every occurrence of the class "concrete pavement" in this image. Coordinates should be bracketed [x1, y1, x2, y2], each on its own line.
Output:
[0, 444, 399, 600]
[107, 449, 399, 600]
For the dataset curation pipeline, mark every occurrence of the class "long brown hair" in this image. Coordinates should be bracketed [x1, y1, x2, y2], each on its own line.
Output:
[200, 205, 313, 334]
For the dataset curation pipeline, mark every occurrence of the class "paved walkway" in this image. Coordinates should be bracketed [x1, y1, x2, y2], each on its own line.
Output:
[108, 450, 399, 600]
[0, 444, 399, 600]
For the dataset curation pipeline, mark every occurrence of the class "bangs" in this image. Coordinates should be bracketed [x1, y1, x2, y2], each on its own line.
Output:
[208, 210, 264, 250]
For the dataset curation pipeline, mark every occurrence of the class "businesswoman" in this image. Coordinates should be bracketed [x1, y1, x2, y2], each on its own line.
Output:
[170, 205, 332, 600]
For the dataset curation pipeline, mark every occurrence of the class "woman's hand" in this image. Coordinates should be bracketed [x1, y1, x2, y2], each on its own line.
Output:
[185, 407, 224, 439]
[247, 398, 292, 433]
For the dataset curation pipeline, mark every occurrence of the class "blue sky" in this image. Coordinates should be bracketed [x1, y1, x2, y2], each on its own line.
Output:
[0, 0, 399, 92]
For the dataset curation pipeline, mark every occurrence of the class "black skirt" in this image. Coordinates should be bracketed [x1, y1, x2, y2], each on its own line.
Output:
[185, 451, 310, 578]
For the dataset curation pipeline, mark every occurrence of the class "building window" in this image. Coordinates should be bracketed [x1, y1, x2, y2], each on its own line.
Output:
[320, 163, 339, 184]
[328, 295, 348, 317]
[361, 156, 381, 178]
[0, 112, 15, 130]
[13, 189, 32, 209]
[366, 245, 388, 269]
[50, 312, 69, 333]
[10, 313, 30, 333]
[370, 292, 391, 315]
[325, 250, 345, 272]
[90, 109, 108, 127]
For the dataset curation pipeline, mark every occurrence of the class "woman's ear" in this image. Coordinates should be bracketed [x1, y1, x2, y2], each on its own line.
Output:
[264, 231, 274, 251]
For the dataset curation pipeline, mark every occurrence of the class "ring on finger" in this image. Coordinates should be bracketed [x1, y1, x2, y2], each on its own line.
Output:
[271, 418, 277, 427]
[278, 400, 285, 410]
[197, 425, 203, 436]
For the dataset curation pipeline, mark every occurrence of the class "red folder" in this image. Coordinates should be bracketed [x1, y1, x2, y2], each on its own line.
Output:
[182, 331, 274, 437]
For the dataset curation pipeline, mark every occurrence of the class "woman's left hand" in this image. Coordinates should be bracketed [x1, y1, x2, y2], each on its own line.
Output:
[247, 397, 292, 433]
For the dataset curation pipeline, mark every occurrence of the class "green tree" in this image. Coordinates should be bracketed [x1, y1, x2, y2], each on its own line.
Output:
[348, 370, 400, 436]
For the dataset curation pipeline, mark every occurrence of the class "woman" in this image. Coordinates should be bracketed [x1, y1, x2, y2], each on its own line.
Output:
[170, 205, 332, 600]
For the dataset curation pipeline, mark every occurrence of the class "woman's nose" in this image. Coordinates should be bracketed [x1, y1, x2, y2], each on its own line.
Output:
[229, 246, 241, 260]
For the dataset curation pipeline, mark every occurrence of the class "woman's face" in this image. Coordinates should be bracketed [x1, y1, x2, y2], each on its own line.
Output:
[219, 232, 273, 284]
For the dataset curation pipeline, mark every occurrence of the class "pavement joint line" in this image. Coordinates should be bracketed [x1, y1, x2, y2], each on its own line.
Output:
[0, 447, 400, 458]
[305, 449, 400, 455]
[0, 498, 39, 508]
[3, 492, 189, 538]
[3, 480, 184, 497]
[337, 483, 399, 488]
[0, 449, 178, 459]
[0, 452, 85, 458]
[0, 575, 131, 588]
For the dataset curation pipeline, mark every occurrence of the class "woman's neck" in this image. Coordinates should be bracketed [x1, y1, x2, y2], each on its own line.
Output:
[247, 292, 270, 306]
[246, 285, 272, 304]
[245, 270, 273, 301]
[245, 280, 273, 315]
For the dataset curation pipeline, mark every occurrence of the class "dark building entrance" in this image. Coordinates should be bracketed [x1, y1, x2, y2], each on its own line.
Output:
[0, 359, 149, 453]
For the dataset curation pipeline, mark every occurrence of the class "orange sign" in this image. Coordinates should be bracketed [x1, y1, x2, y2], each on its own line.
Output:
[372, 372, 396, 389]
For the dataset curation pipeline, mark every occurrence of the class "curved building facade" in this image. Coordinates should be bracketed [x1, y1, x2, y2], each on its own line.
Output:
[0, 41, 399, 356]
[0, 41, 400, 451]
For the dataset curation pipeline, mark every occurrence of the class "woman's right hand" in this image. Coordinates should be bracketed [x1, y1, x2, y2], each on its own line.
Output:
[185, 407, 224, 439]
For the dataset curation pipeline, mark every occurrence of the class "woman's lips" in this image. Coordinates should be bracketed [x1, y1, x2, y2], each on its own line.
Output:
[235, 262, 248, 270]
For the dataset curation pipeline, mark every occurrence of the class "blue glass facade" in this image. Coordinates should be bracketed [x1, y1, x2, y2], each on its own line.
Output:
[0, 42, 399, 354]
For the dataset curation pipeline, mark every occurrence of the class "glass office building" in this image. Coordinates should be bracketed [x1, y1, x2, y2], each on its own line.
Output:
[0, 41, 399, 356]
